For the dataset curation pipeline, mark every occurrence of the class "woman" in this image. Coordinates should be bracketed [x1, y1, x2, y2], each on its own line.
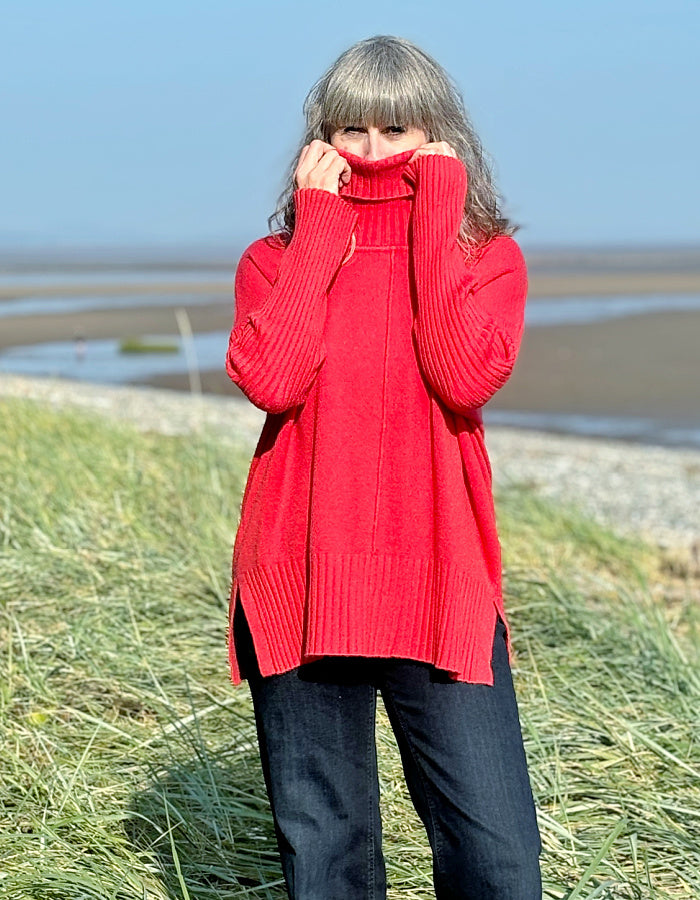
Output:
[225, 35, 541, 899]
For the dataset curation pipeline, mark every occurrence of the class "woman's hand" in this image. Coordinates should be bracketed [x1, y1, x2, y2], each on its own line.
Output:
[409, 141, 458, 162]
[294, 140, 352, 195]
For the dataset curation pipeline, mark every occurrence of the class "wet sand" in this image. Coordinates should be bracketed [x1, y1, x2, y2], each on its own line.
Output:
[527, 270, 700, 298]
[493, 307, 700, 422]
[1, 272, 699, 424]
[0, 301, 234, 351]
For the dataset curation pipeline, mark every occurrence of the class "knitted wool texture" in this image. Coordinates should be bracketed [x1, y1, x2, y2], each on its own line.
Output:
[225, 147, 528, 685]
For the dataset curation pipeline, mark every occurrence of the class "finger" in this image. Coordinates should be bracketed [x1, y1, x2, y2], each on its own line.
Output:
[311, 147, 344, 176]
[410, 141, 457, 161]
[298, 144, 324, 175]
[296, 142, 335, 181]
[309, 139, 335, 152]
[326, 154, 349, 176]
[307, 139, 335, 164]
[317, 155, 350, 192]
[423, 142, 448, 155]
[294, 144, 312, 181]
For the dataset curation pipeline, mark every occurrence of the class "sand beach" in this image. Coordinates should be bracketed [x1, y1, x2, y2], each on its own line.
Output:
[1, 245, 698, 442]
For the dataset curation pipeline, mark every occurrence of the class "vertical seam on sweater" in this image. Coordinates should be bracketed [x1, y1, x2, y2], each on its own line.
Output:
[371, 251, 394, 551]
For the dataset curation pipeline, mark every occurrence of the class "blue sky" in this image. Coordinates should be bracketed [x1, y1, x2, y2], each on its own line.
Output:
[3, 0, 699, 253]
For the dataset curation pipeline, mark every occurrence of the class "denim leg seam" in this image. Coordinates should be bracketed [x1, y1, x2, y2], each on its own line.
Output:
[367, 687, 376, 899]
[381, 691, 445, 877]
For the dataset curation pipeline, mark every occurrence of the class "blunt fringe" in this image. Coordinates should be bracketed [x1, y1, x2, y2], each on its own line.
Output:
[268, 35, 517, 256]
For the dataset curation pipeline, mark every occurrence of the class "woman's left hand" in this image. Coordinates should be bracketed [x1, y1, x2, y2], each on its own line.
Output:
[409, 141, 458, 162]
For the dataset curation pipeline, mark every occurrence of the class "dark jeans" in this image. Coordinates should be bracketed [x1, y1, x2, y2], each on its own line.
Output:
[233, 602, 542, 900]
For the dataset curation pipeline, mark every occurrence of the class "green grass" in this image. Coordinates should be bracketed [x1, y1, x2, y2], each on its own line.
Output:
[0, 396, 698, 899]
[119, 337, 179, 354]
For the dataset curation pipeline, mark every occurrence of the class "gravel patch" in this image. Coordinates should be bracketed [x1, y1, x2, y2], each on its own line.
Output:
[2, 373, 698, 557]
[483, 426, 699, 555]
[0, 373, 264, 449]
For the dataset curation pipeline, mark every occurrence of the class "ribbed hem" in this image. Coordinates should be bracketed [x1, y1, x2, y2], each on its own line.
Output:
[228, 552, 502, 686]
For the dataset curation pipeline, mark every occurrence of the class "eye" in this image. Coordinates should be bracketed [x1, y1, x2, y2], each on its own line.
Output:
[385, 126, 406, 135]
[342, 126, 365, 134]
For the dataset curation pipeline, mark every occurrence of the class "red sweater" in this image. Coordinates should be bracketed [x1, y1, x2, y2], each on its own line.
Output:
[225, 147, 528, 686]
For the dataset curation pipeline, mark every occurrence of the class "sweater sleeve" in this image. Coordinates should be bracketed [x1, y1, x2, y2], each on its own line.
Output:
[408, 154, 528, 413]
[226, 188, 358, 414]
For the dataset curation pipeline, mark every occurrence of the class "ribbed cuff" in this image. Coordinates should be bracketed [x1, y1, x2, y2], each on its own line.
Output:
[226, 190, 358, 412]
[411, 155, 468, 245]
[247, 189, 357, 336]
[288, 188, 358, 274]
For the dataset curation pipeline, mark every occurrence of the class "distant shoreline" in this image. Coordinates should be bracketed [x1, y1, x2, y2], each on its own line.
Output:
[2, 269, 700, 302]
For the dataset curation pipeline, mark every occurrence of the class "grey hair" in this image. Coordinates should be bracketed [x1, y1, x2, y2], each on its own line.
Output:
[268, 35, 517, 256]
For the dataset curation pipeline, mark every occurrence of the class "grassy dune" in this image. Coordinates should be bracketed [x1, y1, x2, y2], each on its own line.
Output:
[0, 398, 698, 899]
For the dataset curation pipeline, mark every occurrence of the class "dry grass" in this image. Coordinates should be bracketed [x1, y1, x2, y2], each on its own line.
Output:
[0, 397, 697, 899]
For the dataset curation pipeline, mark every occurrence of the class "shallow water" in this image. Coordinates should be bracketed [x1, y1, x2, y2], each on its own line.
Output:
[3, 292, 699, 380]
[0, 331, 228, 383]
[0, 268, 230, 290]
[0, 292, 230, 318]
[524, 293, 700, 325]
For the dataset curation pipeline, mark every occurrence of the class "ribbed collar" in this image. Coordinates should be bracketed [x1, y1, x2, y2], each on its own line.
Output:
[337, 148, 416, 201]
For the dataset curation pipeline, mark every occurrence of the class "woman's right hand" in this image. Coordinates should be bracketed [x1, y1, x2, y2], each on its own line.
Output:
[294, 140, 351, 195]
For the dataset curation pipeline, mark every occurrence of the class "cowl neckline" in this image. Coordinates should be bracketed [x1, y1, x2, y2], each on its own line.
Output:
[336, 148, 416, 201]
